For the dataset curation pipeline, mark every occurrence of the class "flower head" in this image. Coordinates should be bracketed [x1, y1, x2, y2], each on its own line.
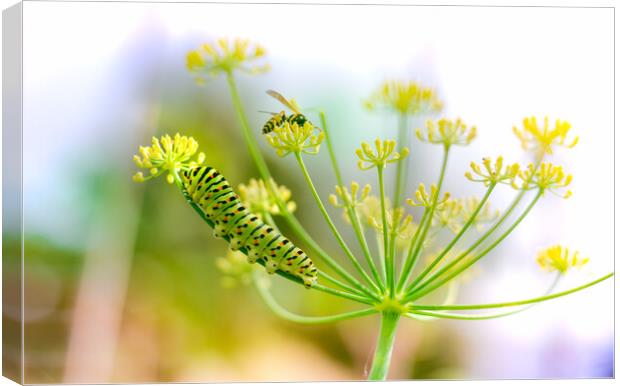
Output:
[132, 133, 205, 184]
[406, 183, 450, 209]
[359, 202, 417, 250]
[431, 198, 463, 233]
[216, 248, 255, 288]
[537, 245, 589, 274]
[416, 118, 477, 148]
[518, 163, 573, 198]
[513, 117, 578, 159]
[238, 178, 296, 217]
[364, 80, 443, 115]
[394, 221, 419, 251]
[369, 207, 413, 238]
[265, 121, 324, 157]
[329, 182, 371, 209]
[356, 139, 409, 170]
[186, 38, 269, 82]
[357, 195, 388, 227]
[465, 156, 520, 187]
[430, 196, 499, 234]
[459, 197, 500, 231]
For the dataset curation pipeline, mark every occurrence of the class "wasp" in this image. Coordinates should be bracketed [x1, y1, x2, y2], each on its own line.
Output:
[261, 90, 318, 134]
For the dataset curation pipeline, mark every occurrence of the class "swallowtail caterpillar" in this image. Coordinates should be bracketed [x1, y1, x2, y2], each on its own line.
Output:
[181, 166, 318, 288]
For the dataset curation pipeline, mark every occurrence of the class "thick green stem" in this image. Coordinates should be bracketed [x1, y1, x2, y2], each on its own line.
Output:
[368, 311, 400, 380]
[294, 152, 380, 297]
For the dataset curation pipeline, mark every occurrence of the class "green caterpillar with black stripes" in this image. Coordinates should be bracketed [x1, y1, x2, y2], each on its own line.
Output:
[180, 166, 318, 288]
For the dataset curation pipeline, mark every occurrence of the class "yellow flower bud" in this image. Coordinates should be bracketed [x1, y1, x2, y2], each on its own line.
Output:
[187, 38, 269, 79]
[537, 245, 589, 274]
[364, 80, 443, 116]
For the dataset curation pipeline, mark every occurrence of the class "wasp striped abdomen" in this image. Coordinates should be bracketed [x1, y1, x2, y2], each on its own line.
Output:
[262, 111, 287, 134]
[262, 112, 310, 134]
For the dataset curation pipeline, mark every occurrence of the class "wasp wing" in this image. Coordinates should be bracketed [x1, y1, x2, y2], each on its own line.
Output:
[266, 89, 302, 114]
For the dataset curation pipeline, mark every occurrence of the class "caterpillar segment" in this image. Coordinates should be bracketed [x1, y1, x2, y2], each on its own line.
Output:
[203, 192, 238, 220]
[180, 166, 318, 288]
[229, 216, 263, 250]
[248, 226, 278, 264]
[217, 205, 252, 239]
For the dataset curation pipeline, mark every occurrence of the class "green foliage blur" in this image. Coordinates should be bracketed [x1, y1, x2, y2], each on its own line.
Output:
[13, 56, 464, 384]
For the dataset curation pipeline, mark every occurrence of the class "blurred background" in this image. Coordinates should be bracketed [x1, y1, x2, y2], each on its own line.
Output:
[5, 2, 613, 383]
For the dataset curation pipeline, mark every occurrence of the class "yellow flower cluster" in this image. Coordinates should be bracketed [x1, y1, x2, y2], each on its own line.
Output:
[537, 245, 589, 274]
[406, 183, 450, 209]
[519, 163, 573, 198]
[216, 249, 255, 288]
[132, 134, 205, 184]
[416, 118, 477, 148]
[430, 197, 499, 234]
[364, 80, 443, 115]
[265, 121, 324, 157]
[459, 197, 500, 231]
[329, 182, 371, 209]
[356, 139, 409, 170]
[357, 195, 386, 227]
[356, 197, 417, 250]
[237, 178, 296, 217]
[465, 156, 520, 187]
[513, 117, 578, 158]
[186, 38, 269, 82]
[370, 207, 413, 238]
[431, 199, 463, 233]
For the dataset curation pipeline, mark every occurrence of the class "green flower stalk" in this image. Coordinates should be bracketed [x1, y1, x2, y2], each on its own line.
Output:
[131, 38, 613, 381]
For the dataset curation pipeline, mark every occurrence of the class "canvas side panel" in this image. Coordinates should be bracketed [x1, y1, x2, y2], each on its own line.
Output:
[3, 2, 23, 384]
